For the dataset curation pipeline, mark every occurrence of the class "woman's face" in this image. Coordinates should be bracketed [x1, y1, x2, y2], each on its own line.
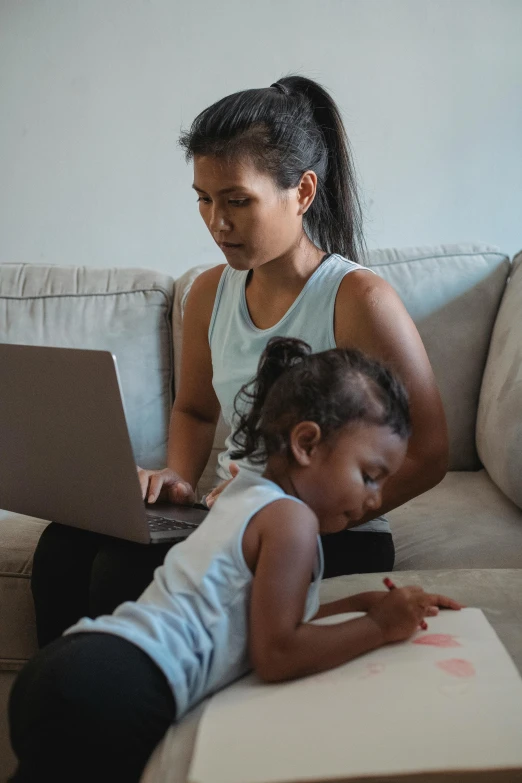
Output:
[192, 155, 316, 271]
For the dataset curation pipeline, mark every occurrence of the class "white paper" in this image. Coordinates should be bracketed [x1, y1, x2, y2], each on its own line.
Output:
[189, 609, 522, 783]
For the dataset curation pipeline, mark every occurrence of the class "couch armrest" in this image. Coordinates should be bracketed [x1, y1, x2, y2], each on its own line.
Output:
[477, 250, 522, 510]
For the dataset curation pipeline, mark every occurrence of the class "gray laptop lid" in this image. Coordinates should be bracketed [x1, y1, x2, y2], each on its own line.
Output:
[0, 344, 153, 543]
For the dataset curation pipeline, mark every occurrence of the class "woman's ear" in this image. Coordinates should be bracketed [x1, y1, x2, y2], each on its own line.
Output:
[289, 421, 322, 466]
[296, 170, 317, 216]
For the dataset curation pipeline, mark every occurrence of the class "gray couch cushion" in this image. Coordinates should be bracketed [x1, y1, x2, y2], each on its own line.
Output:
[367, 244, 510, 470]
[0, 264, 175, 468]
[390, 469, 522, 570]
[476, 251, 522, 510]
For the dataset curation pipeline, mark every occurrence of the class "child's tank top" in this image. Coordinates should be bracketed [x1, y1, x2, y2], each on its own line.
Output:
[209, 253, 390, 534]
[65, 469, 323, 719]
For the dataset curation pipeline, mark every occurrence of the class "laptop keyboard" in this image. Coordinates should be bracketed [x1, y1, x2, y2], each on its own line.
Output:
[146, 514, 200, 532]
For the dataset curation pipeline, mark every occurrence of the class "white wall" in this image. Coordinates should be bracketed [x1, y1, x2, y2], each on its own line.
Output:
[1, 0, 521, 278]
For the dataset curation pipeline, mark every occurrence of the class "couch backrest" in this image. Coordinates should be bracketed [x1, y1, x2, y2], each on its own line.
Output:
[0, 264, 175, 469]
[173, 244, 510, 485]
[366, 244, 510, 470]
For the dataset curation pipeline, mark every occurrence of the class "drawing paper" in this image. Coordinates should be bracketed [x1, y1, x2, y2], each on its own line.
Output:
[189, 609, 522, 783]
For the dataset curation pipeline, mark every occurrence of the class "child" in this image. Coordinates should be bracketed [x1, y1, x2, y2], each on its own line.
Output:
[9, 338, 460, 783]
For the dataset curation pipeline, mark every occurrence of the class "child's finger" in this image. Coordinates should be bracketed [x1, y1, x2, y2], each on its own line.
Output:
[426, 593, 464, 610]
[425, 606, 440, 617]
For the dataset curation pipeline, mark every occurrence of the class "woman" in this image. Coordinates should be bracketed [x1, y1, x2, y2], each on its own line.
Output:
[31, 75, 448, 647]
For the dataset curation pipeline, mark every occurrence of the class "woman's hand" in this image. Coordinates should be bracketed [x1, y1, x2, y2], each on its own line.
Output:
[137, 466, 196, 506]
[205, 462, 240, 508]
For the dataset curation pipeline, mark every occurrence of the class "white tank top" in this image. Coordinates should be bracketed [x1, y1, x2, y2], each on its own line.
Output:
[209, 253, 390, 534]
[66, 469, 323, 720]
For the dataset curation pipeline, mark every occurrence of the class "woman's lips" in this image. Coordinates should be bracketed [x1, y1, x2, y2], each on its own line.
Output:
[219, 242, 243, 253]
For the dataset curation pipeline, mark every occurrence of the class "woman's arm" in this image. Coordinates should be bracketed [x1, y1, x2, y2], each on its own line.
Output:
[166, 265, 226, 490]
[334, 270, 448, 524]
[247, 501, 431, 683]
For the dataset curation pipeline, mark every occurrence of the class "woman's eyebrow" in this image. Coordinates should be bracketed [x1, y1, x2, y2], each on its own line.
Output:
[192, 184, 247, 195]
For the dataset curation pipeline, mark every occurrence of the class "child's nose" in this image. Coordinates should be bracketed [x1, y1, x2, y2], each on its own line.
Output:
[366, 489, 382, 511]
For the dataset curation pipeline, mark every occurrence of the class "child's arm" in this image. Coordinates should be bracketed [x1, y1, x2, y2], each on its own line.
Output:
[247, 500, 433, 684]
[314, 593, 387, 618]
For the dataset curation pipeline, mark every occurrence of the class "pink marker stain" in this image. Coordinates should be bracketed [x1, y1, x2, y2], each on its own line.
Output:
[359, 663, 385, 679]
[413, 634, 461, 648]
[436, 658, 476, 678]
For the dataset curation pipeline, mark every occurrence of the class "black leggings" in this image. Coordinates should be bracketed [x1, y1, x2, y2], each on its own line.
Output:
[9, 633, 176, 783]
[31, 522, 395, 647]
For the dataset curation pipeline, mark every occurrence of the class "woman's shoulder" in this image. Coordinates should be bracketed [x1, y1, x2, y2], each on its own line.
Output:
[334, 262, 406, 347]
[183, 263, 227, 320]
[335, 258, 395, 304]
[189, 263, 228, 297]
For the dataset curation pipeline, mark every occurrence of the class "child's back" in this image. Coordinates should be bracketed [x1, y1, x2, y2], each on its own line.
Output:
[66, 469, 322, 719]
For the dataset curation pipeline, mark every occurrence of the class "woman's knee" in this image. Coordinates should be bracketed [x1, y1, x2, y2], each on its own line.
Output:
[89, 539, 172, 616]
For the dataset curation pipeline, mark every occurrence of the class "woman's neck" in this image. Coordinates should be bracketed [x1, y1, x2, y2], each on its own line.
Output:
[249, 239, 326, 293]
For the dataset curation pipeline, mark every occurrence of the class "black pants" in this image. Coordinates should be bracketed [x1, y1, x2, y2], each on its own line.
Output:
[31, 522, 395, 647]
[9, 632, 176, 783]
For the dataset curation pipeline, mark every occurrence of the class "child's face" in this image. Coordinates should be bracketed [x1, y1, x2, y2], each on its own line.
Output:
[293, 421, 408, 533]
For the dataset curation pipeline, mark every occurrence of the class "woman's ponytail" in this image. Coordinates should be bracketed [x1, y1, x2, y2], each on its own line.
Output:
[230, 337, 311, 463]
[276, 76, 367, 265]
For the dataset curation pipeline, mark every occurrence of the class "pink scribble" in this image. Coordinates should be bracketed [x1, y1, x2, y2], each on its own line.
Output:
[359, 663, 385, 679]
[413, 634, 461, 648]
[436, 658, 476, 678]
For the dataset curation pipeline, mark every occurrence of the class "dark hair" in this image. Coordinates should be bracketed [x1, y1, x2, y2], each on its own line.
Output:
[179, 75, 367, 265]
[231, 337, 411, 464]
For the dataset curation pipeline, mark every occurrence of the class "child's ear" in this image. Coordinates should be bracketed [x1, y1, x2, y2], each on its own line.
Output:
[289, 421, 322, 466]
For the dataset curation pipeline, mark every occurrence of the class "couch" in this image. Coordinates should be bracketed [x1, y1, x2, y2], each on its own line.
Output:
[1, 242, 522, 782]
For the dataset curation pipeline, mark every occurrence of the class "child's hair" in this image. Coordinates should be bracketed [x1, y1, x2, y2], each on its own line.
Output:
[179, 75, 367, 265]
[231, 337, 411, 464]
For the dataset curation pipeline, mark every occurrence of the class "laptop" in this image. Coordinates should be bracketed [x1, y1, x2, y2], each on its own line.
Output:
[0, 344, 208, 544]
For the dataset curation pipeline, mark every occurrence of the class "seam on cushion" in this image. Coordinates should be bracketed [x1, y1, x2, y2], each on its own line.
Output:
[0, 660, 31, 671]
[368, 251, 510, 267]
[0, 572, 31, 579]
[0, 287, 172, 302]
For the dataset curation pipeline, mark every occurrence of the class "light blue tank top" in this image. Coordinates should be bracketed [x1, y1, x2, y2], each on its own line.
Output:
[65, 470, 323, 720]
[209, 253, 390, 534]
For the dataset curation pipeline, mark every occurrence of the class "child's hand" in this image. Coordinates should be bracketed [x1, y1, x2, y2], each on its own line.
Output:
[349, 591, 388, 613]
[368, 586, 433, 644]
[424, 592, 464, 612]
[359, 590, 463, 616]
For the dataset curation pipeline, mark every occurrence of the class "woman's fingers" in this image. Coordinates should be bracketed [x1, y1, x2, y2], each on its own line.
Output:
[147, 474, 165, 504]
[136, 467, 195, 506]
[170, 482, 194, 505]
[137, 466, 150, 500]
[205, 467, 240, 508]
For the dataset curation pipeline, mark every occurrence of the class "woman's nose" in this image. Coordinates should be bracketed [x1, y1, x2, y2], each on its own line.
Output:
[209, 207, 231, 233]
